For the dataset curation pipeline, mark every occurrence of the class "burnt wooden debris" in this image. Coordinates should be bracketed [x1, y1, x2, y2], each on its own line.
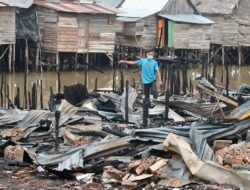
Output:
[0, 54, 249, 189]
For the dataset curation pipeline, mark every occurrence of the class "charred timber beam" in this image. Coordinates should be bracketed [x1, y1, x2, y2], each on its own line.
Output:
[55, 111, 60, 153]
[125, 80, 129, 123]
[196, 85, 238, 108]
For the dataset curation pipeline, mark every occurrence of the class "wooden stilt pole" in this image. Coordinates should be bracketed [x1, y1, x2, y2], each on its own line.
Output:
[4, 72, 6, 108]
[57, 70, 61, 94]
[84, 53, 89, 88]
[14, 86, 20, 109]
[125, 80, 129, 124]
[222, 45, 225, 66]
[35, 42, 40, 71]
[6, 84, 9, 109]
[94, 77, 98, 92]
[0, 74, 3, 107]
[24, 39, 28, 109]
[13, 44, 15, 72]
[31, 82, 37, 110]
[3, 71, 8, 108]
[225, 61, 229, 96]
[238, 46, 242, 66]
[120, 70, 124, 94]
[40, 80, 43, 109]
[8, 44, 12, 72]
[75, 52, 78, 70]
[176, 62, 180, 95]
[201, 54, 205, 78]
[56, 51, 61, 93]
[28, 91, 31, 110]
[165, 62, 172, 121]
[182, 59, 188, 95]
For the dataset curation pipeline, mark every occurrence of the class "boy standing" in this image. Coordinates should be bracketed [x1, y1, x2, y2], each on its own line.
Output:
[119, 50, 162, 102]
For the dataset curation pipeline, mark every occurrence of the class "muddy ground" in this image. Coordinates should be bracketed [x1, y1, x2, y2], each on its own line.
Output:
[0, 158, 236, 190]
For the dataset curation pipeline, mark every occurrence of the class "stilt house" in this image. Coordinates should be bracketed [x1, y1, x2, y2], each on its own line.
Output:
[116, 0, 170, 50]
[30, 1, 122, 67]
[192, 0, 250, 65]
[0, 0, 32, 71]
[158, 0, 214, 52]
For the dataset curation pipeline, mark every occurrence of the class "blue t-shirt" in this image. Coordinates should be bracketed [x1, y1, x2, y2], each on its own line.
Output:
[136, 58, 159, 84]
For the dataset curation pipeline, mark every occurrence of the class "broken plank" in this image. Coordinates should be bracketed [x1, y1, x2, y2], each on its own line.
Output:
[128, 160, 142, 170]
[149, 159, 168, 173]
[128, 174, 153, 182]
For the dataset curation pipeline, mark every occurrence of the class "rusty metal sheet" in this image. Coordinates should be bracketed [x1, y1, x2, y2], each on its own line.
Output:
[35, 2, 117, 14]
[1, 110, 54, 140]
[164, 133, 250, 189]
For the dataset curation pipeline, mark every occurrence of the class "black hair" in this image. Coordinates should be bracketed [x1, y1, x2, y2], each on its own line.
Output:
[145, 49, 155, 54]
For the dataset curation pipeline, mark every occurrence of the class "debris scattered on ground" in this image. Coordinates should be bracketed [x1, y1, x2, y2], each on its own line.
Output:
[0, 78, 250, 189]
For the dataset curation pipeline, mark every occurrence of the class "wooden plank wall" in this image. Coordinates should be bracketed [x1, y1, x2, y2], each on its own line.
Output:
[206, 15, 239, 47]
[239, 24, 250, 46]
[36, 9, 58, 52]
[57, 13, 78, 52]
[123, 22, 139, 36]
[221, 20, 238, 47]
[88, 14, 121, 54]
[36, 9, 122, 54]
[78, 15, 88, 53]
[142, 15, 158, 50]
[0, 7, 16, 45]
[116, 15, 158, 50]
[174, 23, 211, 50]
[235, 0, 250, 47]
[116, 35, 142, 47]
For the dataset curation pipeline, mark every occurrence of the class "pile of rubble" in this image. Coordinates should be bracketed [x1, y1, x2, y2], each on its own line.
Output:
[215, 140, 250, 167]
[0, 78, 250, 189]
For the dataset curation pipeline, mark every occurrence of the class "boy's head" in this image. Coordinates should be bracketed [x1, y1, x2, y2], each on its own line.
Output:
[146, 49, 155, 59]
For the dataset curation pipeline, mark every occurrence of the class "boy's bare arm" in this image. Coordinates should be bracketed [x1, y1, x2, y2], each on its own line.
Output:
[119, 60, 137, 65]
[156, 71, 163, 85]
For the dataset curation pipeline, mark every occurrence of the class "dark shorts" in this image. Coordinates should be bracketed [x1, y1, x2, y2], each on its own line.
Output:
[143, 80, 158, 99]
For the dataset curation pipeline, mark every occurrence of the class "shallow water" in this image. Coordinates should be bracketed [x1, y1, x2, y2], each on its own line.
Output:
[2, 64, 250, 108]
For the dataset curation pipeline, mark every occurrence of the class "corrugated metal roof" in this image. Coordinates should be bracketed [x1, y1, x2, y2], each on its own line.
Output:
[96, 2, 124, 14]
[159, 14, 214, 24]
[95, 0, 124, 8]
[116, 16, 141, 22]
[118, 0, 170, 18]
[35, 2, 118, 14]
[0, 0, 33, 8]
